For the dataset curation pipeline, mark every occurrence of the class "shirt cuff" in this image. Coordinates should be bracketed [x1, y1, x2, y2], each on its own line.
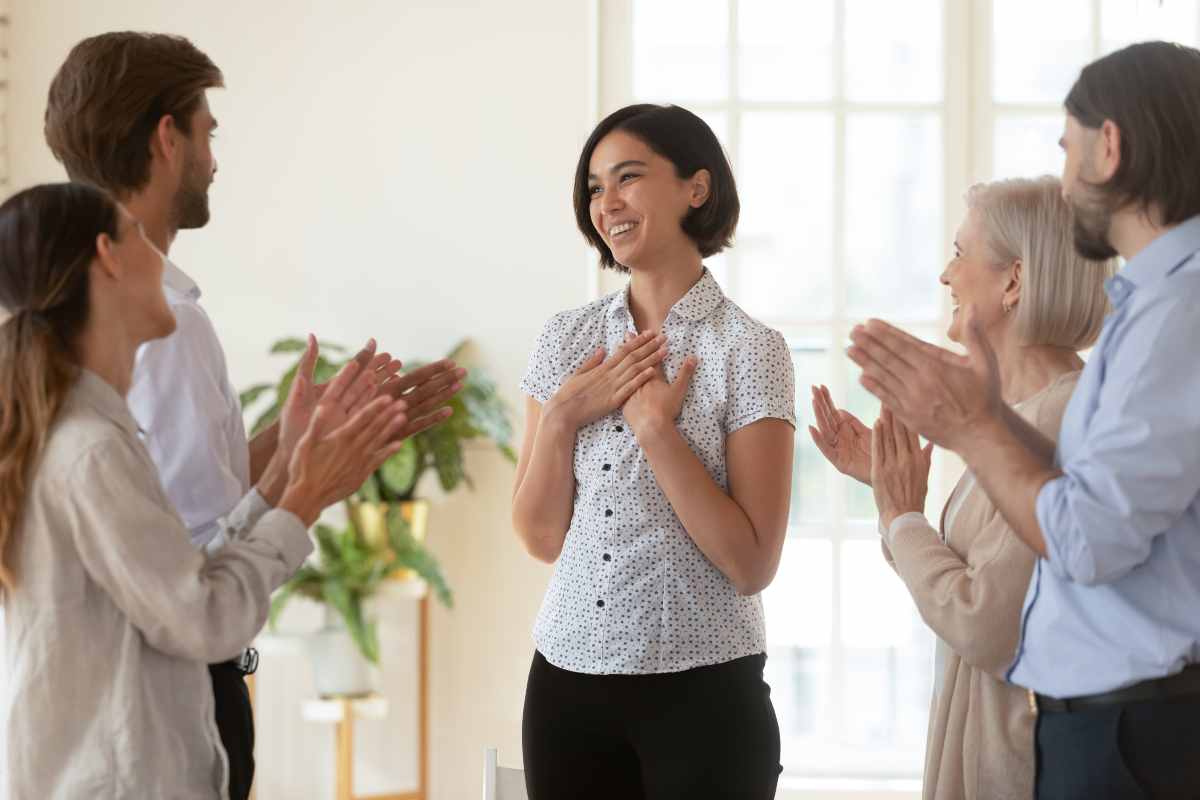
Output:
[882, 512, 931, 547]
[203, 490, 273, 555]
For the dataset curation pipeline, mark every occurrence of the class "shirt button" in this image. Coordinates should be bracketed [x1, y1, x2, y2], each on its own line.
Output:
[602, 464, 612, 471]
[597, 600, 605, 608]
[615, 425, 624, 432]
[604, 509, 613, 518]
[603, 553, 612, 562]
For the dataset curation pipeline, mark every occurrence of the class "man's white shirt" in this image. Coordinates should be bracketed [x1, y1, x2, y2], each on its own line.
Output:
[128, 259, 267, 554]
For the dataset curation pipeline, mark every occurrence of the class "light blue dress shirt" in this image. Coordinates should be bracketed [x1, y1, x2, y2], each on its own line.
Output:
[1007, 214, 1200, 698]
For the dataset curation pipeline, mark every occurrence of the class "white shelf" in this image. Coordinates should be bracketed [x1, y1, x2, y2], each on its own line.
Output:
[302, 694, 390, 723]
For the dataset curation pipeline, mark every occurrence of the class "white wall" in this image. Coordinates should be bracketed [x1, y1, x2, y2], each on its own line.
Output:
[8, 2, 594, 797]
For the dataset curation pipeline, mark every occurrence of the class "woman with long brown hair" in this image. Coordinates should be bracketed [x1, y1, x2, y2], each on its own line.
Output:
[0, 183, 409, 798]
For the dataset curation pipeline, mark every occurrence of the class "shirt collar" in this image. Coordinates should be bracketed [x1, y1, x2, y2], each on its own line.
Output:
[72, 369, 142, 438]
[162, 257, 201, 302]
[1113, 214, 1200, 294]
[605, 267, 724, 325]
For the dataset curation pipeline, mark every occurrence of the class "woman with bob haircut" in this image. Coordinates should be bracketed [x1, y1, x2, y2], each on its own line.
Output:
[0, 183, 409, 798]
[810, 176, 1116, 800]
[512, 104, 795, 798]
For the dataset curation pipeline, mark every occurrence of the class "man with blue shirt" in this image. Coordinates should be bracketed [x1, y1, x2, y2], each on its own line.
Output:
[846, 41, 1200, 798]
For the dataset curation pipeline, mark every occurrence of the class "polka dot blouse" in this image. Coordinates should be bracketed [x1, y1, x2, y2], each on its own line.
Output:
[520, 269, 796, 675]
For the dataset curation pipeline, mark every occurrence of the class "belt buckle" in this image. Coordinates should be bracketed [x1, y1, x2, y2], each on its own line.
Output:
[1027, 688, 1038, 715]
[236, 647, 259, 676]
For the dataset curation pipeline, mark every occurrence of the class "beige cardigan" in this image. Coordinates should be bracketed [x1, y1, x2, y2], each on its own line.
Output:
[882, 371, 1080, 800]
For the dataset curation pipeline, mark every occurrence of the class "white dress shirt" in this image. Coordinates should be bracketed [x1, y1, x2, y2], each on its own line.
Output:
[521, 269, 796, 675]
[127, 260, 261, 552]
[0, 371, 311, 799]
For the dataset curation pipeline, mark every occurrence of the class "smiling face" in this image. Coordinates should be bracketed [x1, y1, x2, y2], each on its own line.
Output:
[940, 208, 1017, 344]
[586, 130, 709, 272]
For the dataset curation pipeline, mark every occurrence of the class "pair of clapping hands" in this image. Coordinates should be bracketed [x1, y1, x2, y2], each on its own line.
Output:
[545, 329, 699, 436]
[269, 335, 467, 527]
[808, 385, 934, 531]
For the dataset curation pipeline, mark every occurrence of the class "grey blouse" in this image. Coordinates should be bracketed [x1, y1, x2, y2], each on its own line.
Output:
[0, 371, 311, 799]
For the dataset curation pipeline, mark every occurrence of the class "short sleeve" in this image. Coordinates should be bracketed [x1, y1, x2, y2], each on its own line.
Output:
[725, 328, 796, 434]
[520, 310, 592, 404]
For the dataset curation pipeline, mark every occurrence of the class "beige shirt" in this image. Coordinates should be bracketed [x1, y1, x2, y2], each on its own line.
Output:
[0, 371, 312, 799]
[881, 371, 1079, 800]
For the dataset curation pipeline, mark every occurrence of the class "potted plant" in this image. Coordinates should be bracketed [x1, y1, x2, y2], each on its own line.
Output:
[242, 338, 515, 694]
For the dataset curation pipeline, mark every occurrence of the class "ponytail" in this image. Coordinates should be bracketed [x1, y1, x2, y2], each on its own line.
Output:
[0, 183, 117, 594]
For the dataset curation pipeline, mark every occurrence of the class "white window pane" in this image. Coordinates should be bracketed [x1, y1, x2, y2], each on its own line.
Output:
[764, 539, 836, 771]
[739, 0, 834, 101]
[993, 0, 1092, 104]
[845, 0, 942, 103]
[845, 113, 942, 321]
[633, 0, 729, 103]
[763, 539, 834, 648]
[790, 346, 831, 523]
[1102, 0, 1200, 51]
[769, 645, 836, 771]
[696, 110, 729, 152]
[845, 377, 882, 520]
[839, 541, 932, 772]
[841, 541, 917, 647]
[737, 111, 835, 322]
[993, 114, 1066, 180]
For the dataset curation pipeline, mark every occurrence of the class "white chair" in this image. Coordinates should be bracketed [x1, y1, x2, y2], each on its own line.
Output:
[482, 747, 528, 800]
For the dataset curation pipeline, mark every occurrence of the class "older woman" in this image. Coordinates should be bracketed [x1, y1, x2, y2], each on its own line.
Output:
[810, 176, 1115, 800]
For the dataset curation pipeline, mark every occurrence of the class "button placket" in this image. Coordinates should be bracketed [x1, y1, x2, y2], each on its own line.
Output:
[595, 412, 621, 638]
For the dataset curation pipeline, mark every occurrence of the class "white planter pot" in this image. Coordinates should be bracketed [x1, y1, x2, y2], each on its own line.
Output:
[306, 608, 375, 698]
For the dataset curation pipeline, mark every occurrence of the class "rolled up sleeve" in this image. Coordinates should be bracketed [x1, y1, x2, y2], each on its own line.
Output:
[1037, 295, 1200, 585]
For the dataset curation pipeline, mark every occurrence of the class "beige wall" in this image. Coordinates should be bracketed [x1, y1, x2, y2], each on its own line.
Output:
[7, 1, 594, 797]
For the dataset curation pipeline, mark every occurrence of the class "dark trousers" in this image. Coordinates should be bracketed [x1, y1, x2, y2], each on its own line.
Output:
[522, 651, 781, 800]
[209, 662, 255, 800]
[1035, 695, 1200, 799]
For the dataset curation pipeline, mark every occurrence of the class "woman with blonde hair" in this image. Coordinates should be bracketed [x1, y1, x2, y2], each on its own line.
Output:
[810, 176, 1116, 799]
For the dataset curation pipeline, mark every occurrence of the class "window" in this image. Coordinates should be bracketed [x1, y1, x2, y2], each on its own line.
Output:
[598, 0, 1200, 791]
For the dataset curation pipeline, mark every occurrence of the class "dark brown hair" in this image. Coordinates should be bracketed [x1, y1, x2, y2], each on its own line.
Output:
[1065, 41, 1200, 224]
[44, 32, 224, 195]
[0, 183, 119, 593]
[573, 104, 739, 272]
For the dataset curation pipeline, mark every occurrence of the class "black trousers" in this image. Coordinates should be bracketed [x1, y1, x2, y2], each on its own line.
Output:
[209, 662, 255, 800]
[1035, 695, 1200, 799]
[522, 651, 781, 800]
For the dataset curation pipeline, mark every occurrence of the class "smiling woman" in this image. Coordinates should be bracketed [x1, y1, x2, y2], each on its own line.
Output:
[572, 104, 739, 273]
[512, 103, 796, 799]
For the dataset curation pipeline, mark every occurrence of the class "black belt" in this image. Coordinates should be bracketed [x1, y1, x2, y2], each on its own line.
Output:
[1033, 664, 1200, 713]
[216, 647, 259, 676]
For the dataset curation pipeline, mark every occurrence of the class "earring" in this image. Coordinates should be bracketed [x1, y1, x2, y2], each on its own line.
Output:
[1002, 301, 1013, 314]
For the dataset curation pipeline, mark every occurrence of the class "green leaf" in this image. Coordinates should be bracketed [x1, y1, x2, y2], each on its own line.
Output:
[430, 429, 465, 492]
[271, 338, 348, 355]
[267, 584, 295, 630]
[378, 441, 419, 498]
[322, 579, 379, 663]
[250, 402, 281, 436]
[239, 383, 274, 410]
[386, 509, 453, 608]
[270, 338, 310, 354]
[355, 473, 382, 503]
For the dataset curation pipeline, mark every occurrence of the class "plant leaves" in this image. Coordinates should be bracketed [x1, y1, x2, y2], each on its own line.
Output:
[322, 579, 379, 663]
[271, 337, 348, 355]
[378, 440, 419, 498]
[239, 383, 274, 410]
